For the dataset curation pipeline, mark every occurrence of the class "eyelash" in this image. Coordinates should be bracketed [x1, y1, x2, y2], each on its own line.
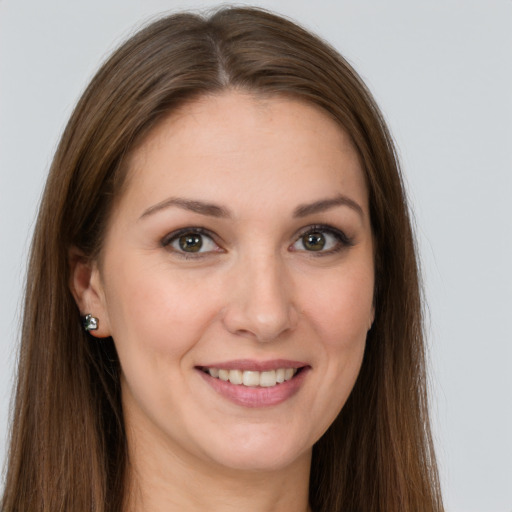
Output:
[161, 227, 220, 260]
[161, 224, 353, 259]
[292, 224, 354, 255]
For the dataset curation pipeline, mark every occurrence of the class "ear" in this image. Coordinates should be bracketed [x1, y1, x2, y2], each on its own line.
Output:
[68, 247, 111, 338]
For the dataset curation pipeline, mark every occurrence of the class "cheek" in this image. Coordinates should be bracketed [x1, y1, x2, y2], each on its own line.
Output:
[103, 265, 222, 421]
[104, 263, 221, 359]
[294, 267, 372, 442]
[302, 265, 374, 349]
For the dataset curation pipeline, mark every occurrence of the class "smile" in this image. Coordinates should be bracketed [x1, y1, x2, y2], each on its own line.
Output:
[197, 361, 309, 408]
[202, 367, 298, 387]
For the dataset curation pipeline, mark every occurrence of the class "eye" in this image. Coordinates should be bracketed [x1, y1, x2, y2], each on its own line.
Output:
[291, 225, 352, 254]
[163, 228, 220, 256]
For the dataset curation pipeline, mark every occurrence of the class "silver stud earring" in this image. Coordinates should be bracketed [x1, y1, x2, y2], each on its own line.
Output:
[82, 314, 99, 332]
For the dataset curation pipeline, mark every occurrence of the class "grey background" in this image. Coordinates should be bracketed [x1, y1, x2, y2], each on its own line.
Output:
[1, 1, 511, 510]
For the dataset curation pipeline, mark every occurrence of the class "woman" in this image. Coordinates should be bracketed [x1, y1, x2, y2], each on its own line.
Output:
[1, 7, 443, 512]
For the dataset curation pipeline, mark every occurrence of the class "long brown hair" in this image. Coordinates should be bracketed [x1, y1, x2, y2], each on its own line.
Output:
[2, 7, 443, 511]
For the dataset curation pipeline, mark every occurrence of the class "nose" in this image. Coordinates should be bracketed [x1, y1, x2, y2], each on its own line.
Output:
[222, 253, 298, 342]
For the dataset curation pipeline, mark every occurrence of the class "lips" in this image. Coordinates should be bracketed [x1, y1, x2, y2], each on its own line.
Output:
[196, 359, 309, 407]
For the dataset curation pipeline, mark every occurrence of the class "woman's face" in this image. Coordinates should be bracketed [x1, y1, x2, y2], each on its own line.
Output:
[82, 92, 374, 473]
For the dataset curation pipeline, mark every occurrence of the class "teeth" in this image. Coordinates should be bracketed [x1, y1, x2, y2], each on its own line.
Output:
[207, 367, 298, 387]
[228, 369, 242, 385]
[284, 368, 294, 380]
[242, 371, 260, 387]
[260, 370, 276, 387]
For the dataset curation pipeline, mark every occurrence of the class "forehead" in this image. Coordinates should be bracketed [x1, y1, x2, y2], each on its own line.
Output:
[117, 91, 368, 220]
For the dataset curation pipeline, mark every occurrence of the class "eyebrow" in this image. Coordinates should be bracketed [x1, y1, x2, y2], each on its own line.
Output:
[139, 197, 231, 220]
[139, 194, 364, 220]
[293, 195, 364, 218]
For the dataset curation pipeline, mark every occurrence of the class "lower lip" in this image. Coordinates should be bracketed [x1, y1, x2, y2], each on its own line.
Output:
[198, 368, 309, 408]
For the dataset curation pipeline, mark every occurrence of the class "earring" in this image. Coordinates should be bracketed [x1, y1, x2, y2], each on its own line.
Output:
[82, 314, 99, 332]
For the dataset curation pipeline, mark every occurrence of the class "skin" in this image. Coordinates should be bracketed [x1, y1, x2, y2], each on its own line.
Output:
[71, 91, 375, 512]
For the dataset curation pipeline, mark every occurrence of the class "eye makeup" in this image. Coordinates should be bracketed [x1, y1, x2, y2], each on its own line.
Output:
[160, 222, 355, 261]
[291, 224, 354, 256]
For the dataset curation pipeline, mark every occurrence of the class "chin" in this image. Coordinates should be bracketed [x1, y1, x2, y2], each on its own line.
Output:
[209, 449, 309, 473]
[197, 427, 312, 473]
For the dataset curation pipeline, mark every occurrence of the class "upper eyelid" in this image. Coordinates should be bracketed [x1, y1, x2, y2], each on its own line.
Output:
[294, 224, 350, 241]
[161, 227, 218, 246]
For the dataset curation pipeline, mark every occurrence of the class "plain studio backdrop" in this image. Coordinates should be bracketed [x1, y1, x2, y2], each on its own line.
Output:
[0, 1, 511, 510]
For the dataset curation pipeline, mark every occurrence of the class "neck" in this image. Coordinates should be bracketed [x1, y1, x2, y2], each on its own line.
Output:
[123, 423, 312, 512]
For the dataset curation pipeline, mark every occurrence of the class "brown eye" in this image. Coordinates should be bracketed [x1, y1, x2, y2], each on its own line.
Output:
[291, 225, 352, 254]
[165, 229, 219, 256]
[178, 233, 203, 252]
[302, 232, 326, 251]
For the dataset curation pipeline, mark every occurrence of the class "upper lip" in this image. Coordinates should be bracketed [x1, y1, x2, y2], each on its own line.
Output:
[197, 359, 309, 372]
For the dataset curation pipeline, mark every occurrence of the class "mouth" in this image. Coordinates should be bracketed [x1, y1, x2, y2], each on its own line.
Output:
[199, 366, 303, 388]
[196, 361, 309, 408]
